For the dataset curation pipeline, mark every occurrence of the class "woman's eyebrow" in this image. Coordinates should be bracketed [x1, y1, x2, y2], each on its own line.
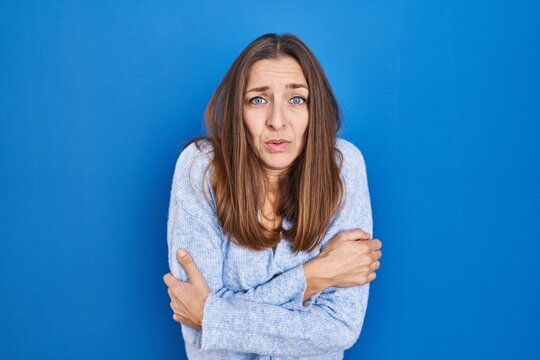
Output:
[286, 83, 309, 90]
[245, 83, 308, 94]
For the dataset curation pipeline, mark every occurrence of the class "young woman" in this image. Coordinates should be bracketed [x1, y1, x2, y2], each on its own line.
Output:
[163, 33, 382, 359]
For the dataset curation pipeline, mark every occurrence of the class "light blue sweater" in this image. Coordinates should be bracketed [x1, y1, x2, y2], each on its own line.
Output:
[167, 138, 373, 359]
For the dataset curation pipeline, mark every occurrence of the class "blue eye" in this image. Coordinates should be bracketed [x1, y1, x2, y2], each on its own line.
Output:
[249, 96, 266, 105]
[291, 96, 307, 105]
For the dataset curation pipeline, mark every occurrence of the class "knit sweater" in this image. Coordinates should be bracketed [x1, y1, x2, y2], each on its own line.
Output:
[166, 137, 373, 359]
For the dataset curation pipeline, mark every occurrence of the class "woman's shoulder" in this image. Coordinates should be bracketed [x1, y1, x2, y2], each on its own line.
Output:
[335, 137, 367, 179]
[177, 138, 214, 164]
[174, 138, 214, 180]
[173, 139, 213, 200]
[172, 138, 216, 215]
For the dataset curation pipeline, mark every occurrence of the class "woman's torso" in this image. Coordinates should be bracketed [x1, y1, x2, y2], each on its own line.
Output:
[180, 138, 360, 360]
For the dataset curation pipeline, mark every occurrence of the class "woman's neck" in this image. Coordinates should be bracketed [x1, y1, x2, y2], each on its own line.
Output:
[264, 165, 287, 187]
[259, 177, 281, 225]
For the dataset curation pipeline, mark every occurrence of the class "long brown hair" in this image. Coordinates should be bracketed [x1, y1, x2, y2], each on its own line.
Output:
[187, 33, 344, 254]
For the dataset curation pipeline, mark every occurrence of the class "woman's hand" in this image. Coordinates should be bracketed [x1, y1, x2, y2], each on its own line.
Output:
[162, 249, 211, 330]
[320, 229, 382, 287]
[303, 229, 382, 297]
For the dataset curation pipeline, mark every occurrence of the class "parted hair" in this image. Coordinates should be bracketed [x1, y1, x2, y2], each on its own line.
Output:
[187, 32, 345, 254]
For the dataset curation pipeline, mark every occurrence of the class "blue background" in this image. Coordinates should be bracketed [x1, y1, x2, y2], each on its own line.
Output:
[1, 1, 539, 359]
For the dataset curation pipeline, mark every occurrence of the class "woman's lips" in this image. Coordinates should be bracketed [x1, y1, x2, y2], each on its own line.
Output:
[265, 141, 290, 152]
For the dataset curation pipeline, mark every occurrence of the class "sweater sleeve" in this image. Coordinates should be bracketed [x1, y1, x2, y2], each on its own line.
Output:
[196, 140, 373, 356]
[168, 210, 313, 311]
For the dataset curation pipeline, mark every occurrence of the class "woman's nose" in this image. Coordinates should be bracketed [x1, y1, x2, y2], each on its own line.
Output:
[266, 102, 285, 130]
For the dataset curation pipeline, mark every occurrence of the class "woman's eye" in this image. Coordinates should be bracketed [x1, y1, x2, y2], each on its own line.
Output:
[249, 96, 266, 105]
[291, 96, 307, 105]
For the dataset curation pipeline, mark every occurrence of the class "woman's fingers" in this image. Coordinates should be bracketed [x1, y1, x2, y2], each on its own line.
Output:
[370, 261, 380, 271]
[368, 246, 381, 281]
[165, 276, 189, 297]
[338, 229, 371, 241]
[370, 249, 382, 261]
[163, 271, 207, 330]
[369, 238, 382, 250]
[172, 313, 200, 330]
[177, 250, 207, 286]
[163, 272, 177, 287]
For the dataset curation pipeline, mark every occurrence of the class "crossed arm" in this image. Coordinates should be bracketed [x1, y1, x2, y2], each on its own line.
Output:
[165, 141, 373, 356]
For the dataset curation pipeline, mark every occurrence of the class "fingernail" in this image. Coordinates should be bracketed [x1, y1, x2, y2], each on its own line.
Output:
[178, 249, 187, 258]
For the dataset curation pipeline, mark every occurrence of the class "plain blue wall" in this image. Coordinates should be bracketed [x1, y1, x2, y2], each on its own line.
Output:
[1, 1, 539, 359]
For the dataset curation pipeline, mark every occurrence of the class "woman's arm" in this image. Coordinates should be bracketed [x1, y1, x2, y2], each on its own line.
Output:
[200, 282, 369, 355]
[168, 210, 327, 311]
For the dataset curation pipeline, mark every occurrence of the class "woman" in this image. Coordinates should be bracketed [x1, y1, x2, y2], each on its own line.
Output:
[162, 33, 382, 359]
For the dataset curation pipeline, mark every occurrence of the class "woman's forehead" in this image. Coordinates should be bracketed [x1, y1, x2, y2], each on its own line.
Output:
[246, 57, 307, 87]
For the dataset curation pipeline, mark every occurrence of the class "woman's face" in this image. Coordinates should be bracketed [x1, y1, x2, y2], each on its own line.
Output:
[242, 56, 309, 177]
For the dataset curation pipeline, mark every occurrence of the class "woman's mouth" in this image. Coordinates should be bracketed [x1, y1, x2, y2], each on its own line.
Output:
[265, 140, 290, 152]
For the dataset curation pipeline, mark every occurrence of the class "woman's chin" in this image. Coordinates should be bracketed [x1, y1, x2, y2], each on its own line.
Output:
[261, 158, 295, 173]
